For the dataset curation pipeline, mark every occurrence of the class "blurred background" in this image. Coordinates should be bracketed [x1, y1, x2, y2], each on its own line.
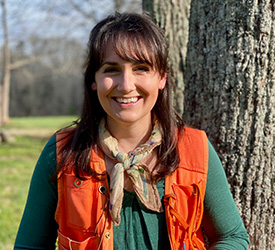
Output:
[0, 1, 141, 249]
[0, 0, 141, 118]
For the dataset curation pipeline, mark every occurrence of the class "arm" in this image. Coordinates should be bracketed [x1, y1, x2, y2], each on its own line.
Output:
[14, 136, 58, 250]
[202, 141, 249, 250]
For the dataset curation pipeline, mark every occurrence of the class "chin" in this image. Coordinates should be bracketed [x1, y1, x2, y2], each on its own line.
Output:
[108, 113, 152, 126]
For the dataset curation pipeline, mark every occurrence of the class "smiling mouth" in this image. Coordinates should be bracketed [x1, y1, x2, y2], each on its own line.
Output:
[114, 97, 140, 104]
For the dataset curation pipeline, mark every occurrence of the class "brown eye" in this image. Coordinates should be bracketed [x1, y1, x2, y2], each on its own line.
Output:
[104, 67, 119, 73]
[134, 65, 150, 72]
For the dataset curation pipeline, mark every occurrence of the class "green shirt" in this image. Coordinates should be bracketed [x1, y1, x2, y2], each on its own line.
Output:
[14, 136, 249, 249]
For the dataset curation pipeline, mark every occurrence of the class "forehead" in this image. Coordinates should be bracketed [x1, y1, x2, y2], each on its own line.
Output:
[102, 42, 119, 61]
[100, 37, 153, 67]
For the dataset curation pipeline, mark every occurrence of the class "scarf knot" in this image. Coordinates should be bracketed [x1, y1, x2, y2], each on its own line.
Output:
[98, 119, 164, 225]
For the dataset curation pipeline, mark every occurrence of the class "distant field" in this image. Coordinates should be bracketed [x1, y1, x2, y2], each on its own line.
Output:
[0, 116, 76, 250]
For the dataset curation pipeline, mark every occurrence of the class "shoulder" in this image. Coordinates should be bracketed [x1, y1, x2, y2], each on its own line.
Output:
[55, 127, 76, 150]
[165, 126, 209, 194]
[56, 127, 76, 141]
[178, 126, 208, 146]
[177, 126, 209, 174]
[32, 135, 57, 179]
[180, 126, 207, 140]
[41, 135, 56, 156]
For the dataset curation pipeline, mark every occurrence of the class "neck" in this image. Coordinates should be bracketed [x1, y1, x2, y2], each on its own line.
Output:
[106, 116, 153, 153]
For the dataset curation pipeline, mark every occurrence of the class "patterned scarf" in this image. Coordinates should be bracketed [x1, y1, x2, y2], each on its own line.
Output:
[98, 119, 164, 226]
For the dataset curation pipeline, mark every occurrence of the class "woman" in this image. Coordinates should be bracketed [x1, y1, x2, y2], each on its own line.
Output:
[14, 13, 249, 250]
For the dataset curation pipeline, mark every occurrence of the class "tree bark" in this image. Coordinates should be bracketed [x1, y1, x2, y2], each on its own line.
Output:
[183, 1, 274, 249]
[0, 84, 2, 125]
[142, 0, 191, 115]
[1, 0, 10, 125]
[144, 0, 274, 249]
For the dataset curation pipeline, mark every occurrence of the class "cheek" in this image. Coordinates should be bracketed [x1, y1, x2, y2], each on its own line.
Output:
[96, 78, 114, 96]
[95, 73, 112, 90]
[140, 79, 162, 97]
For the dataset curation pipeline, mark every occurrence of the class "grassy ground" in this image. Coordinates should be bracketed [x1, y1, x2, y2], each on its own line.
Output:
[0, 116, 76, 250]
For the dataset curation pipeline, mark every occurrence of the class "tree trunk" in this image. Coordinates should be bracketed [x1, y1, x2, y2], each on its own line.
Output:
[1, 0, 11, 125]
[184, 1, 274, 249]
[0, 84, 2, 125]
[144, 0, 274, 249]
[1, 0, 41, 125]
[142, 0, 191, 115]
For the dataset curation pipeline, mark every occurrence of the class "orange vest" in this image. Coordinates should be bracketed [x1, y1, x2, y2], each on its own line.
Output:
[55, 127, 208, 250]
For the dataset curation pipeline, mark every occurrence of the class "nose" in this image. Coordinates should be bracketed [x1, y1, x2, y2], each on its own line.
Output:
[117, 69, 136, 93]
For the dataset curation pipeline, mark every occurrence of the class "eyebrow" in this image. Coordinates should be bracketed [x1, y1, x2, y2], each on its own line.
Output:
[101, 62, 119, 66]
[101, 61, 151, 68]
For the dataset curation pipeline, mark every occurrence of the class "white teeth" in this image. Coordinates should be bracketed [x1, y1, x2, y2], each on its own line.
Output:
[116, 97, 138, 103]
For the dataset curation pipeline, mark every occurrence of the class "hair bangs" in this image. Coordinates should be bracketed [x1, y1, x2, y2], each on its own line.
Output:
[113, 31, 156, 68]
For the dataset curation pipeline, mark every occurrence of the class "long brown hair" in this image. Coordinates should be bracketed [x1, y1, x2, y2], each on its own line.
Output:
[54, 12, 184, 182]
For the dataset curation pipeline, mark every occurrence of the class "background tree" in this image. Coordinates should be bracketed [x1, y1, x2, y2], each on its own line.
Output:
[1, 0, 10, 125]
[143, 0, 190, 115]
[143, 0, 274, 249]
[0, 0, 142, 125]
[9, 36, 85, 117]
[0, 0, 51, 124]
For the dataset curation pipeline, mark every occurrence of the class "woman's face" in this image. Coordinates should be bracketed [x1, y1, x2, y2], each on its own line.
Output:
[93, 43, 166, 129]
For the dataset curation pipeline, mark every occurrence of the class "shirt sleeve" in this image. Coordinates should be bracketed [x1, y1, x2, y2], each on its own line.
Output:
[14, 135, 58, 250]
[202, 141, 250, 249]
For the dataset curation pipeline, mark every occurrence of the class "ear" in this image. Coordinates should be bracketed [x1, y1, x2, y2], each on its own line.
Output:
[91, 82, 97, 91]
[158, 73, 167, 90]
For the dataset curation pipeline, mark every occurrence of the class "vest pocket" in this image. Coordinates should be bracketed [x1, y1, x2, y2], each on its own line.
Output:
[62, 173, 103, 230]
[171, 182, 205, 249]
[58, 230, 98, 250]
[171, 182, 203, 228]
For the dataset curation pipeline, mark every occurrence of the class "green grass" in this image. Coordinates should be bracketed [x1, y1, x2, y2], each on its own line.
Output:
[2, 116, 77, 130]
[0, 116, 76, 250]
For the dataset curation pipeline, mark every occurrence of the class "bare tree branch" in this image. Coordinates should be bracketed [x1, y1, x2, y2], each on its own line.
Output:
[68, 0, 99, 23]
[9, 56, 42, 70]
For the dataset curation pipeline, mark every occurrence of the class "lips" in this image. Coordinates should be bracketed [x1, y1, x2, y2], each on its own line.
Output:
[114, 97, 139, 104]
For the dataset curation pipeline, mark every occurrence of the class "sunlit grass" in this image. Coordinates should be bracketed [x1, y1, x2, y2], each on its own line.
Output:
[2, 116, 77, 130]
[0, 116, 76, 250]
